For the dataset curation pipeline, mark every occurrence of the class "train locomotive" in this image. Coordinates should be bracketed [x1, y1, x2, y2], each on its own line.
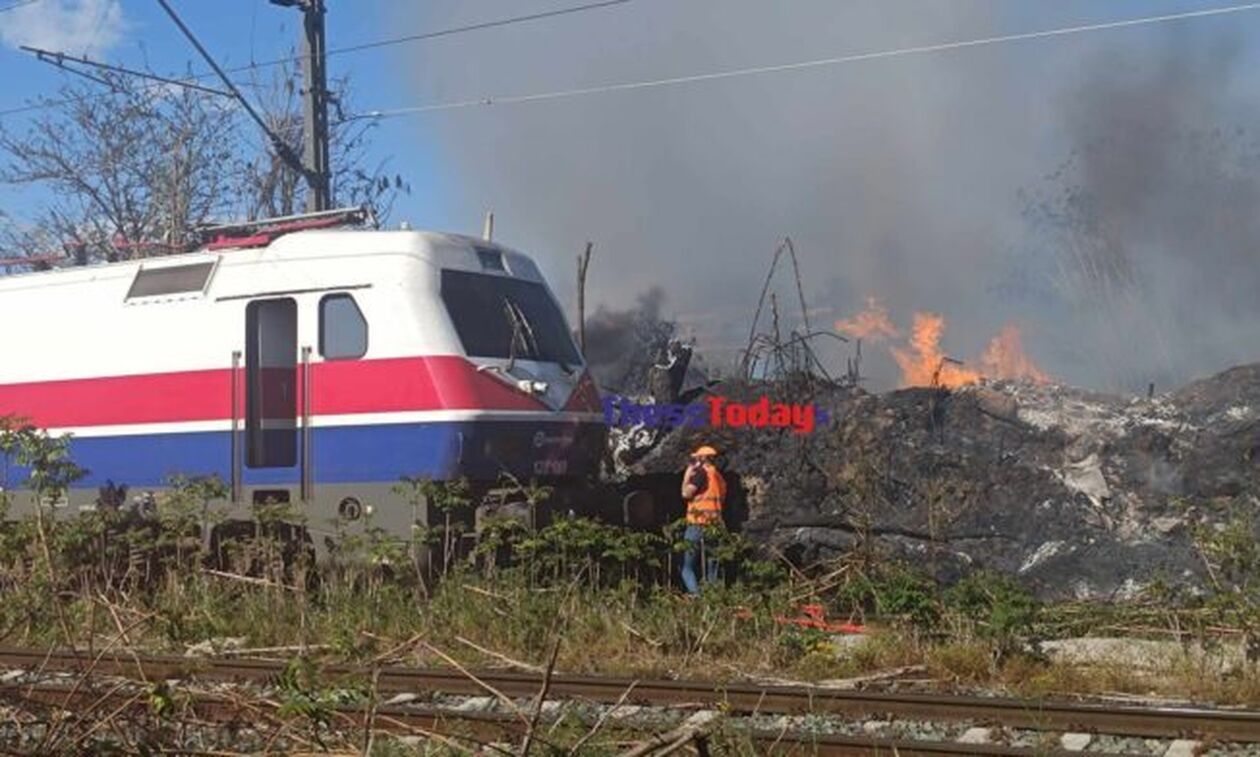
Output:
[0, 208, 607, 549]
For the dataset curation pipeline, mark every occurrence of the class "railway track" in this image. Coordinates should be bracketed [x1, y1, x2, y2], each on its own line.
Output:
[3, 681, 1110, 756]
[0, 646, 1256, 753]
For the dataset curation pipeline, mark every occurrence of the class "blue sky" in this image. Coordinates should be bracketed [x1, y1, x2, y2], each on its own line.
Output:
[0, 0, 443, 221]
[4, 1, 1260, 390]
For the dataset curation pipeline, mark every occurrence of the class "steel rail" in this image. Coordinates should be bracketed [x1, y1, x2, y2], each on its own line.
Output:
[0, 682, 1105, 757]
[0, 646, 1254, 742]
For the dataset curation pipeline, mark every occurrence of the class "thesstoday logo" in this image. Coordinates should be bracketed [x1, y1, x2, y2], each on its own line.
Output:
[602, 395, 829, 435]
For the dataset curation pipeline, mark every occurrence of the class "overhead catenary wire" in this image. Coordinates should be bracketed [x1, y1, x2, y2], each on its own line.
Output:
[21, 45, 232, 98]
[268, 0, 633, 66]
[348, 1, 1260, 121]
[0, 0, 637, 120]
[152, 0, 307, 178]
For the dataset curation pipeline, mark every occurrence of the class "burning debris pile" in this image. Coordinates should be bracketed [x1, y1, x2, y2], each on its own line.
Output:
[835, 296, 1048, 388]
[622, 363, 1260, 600]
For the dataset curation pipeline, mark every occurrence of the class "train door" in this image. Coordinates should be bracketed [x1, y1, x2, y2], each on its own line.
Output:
[237, 297, 307, 504]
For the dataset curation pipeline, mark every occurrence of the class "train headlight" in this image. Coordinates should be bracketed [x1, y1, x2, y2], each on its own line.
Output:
[517, 379, 548, 395]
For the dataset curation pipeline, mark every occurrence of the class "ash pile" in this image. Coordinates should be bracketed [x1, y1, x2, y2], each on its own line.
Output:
[618, 365, 1260, 601]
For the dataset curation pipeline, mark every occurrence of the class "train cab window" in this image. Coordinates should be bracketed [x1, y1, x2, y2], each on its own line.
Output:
[440, 269, 580, 365]
[474, 246, 505, 271]
[245, 298, 297, 468]
[319, 293, 368, 360]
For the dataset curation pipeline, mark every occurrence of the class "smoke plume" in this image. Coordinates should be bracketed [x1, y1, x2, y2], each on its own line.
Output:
[582, 287, 673, 393]
[394, 1, 1260, 392]
[1019, 31, 1260, 391]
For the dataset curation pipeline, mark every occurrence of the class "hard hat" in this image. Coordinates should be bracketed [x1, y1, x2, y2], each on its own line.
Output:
[691, 445, 718, 458]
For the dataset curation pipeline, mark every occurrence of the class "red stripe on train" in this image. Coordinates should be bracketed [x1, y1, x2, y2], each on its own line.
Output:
[0, 356, 569, 428]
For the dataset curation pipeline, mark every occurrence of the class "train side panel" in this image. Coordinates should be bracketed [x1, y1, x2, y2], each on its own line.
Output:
[0, 231, 605, 545]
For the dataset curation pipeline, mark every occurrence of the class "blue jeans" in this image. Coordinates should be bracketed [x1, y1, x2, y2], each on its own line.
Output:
[681, 524, 719, 594]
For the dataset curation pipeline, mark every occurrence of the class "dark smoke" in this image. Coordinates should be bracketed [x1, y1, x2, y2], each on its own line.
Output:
[1019, 30, 1260, 392]
[582, 287, 710, 397]
[394, 2, 1260, 393]
[582, 287, 674, 393]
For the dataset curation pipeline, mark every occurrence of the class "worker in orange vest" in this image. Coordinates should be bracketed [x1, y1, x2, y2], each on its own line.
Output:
[680, 444, 726, 594]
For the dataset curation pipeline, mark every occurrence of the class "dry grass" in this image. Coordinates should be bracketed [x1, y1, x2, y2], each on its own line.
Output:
[1003, 649, 1260, 706]
[926, 640, 994, 685]
[2, 480, 1260, 709]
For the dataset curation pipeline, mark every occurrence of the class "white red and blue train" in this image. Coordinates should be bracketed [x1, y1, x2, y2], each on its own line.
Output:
[0, 208, 606, 545]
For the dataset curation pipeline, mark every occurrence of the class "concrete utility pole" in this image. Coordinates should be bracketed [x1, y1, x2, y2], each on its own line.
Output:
[271, 0, 332, 211]
[300, 0, 331, 211]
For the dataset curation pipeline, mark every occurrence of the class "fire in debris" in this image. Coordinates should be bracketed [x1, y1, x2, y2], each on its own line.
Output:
[892, 312, 982, 388]
[832, 296, 898, 342]
[835, 298, 1048, 388]
[979, 325, 1049, 385]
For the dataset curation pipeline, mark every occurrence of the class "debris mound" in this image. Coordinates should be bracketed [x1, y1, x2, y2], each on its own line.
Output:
[624, 364, 1260, 600]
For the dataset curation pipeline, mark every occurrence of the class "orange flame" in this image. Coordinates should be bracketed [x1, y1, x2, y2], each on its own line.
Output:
[835, 298, 1049, 388]
[979, 326, 1049, 384]
[834, 296, 899, 342]
[891, 313, 983, 388]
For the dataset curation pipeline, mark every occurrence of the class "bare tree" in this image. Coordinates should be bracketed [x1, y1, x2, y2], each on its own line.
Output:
[0, 61, 407, 263]
[238, 57, 407, 220]
[0, 71, 237, 262]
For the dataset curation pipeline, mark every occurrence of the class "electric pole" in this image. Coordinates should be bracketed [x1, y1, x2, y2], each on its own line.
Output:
[300, 0, 331, 211]
[271, 0, 332, 211]
[157, 0, 328, 210]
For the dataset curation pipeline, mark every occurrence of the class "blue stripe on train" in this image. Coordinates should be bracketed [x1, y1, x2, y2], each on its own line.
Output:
[0, 421, 605, 490]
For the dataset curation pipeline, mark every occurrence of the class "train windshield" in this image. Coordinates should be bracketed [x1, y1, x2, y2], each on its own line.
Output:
[441, 269, 581, 365]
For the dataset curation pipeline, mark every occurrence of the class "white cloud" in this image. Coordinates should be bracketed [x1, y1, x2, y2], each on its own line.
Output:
[0, 0, 127, 56]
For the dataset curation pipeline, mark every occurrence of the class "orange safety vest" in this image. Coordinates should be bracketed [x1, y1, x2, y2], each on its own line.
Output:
[686, 463, 726, 526]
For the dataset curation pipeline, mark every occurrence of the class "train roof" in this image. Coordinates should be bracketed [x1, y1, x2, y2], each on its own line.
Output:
[0, 227, 548, 293]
